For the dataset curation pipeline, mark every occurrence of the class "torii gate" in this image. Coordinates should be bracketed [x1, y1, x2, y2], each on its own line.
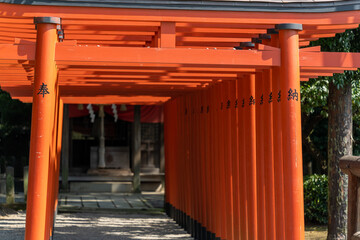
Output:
[1, 1, 360, 240]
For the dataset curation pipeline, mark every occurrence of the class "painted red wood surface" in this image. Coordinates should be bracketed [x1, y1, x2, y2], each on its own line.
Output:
[2, 3, 360, 240]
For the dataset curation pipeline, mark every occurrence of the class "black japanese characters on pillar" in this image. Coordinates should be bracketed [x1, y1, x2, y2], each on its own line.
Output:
[249, 96, 255, 106]
[37, 83, 50, 98]
[287, 88, 299, 101]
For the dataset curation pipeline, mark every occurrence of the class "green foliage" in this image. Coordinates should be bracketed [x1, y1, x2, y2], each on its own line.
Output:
[0, 88, 32, 175]
[304, 174, 328, 224]
[302, 27, 360, 116]
[310, 28, 360, 88]
[301, 78, 328, 117]
[301, 27, 360, 173]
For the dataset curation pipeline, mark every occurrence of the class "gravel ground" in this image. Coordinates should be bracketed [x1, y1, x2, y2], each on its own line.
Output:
[0, 211, 193, 240]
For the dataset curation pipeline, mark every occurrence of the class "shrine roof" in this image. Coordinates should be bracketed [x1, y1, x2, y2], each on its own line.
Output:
[0, 0, 358, 13]
[0, 2, 360, 104]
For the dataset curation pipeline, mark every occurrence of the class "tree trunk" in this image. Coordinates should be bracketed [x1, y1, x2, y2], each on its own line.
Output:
[302, 113, 326, 174]
[327, 80, 352, 240]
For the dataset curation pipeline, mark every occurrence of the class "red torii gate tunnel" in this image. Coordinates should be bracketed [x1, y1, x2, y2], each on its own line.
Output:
[1, 2, 360, 240]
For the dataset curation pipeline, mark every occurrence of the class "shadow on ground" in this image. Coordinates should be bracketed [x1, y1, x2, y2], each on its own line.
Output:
[0, 212, 193, 240]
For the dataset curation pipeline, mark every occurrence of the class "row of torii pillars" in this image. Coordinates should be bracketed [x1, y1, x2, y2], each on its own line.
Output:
[164, 23, 305, 240]
[27, 16, 305, 240]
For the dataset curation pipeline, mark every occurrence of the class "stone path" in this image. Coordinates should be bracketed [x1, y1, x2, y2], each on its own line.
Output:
[0, 192, 164, 211]
[58, 193, 164, 211]
[0, 192, 193, 239]
[0, 212, 193, 240]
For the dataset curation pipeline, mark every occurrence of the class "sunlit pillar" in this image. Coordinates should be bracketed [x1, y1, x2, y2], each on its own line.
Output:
[25, 16, 60, 240]
[277, 23, 305, 240]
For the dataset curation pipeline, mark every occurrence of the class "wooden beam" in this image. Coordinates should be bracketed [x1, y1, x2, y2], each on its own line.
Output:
[160, 22, 176, 48]
[55, 45, 279, 66]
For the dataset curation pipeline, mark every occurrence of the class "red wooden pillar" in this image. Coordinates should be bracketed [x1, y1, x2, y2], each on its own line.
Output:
[209, 86, 218, 237]
[218, 83, 228, 239]
[173, 98, 179, 219]
[263, 69, 276, 240]
[192, 93, 197, 236]
[48, 94, 63, 238]
[182, 96, 189, 229]
[188, 94, 193, 233]
[164, 101, 170, 210]
[255, 72, 266, 240]
[244, 74, 258, 240]
[193, 92, 201, 238]
[174, 99, 180, 215]
[277, 23, 305, 240]
[223, 81, 234, 240]
[176, 97, 183, 222]
[230, 79, 240, 240]
[259, 33, 278, 240]
[159, 21, 177, 220]
[212, 85, 222, 238]
[181, 96, 187, 227]
[25, 17, 60, 240]
[203, 88, 212, 237]
[45, 70, 59, 238]
[200, 90, 206, 230]
[199, 89, 208, 237]
[175, 98, 180, 221]
[238, 76, 248, 240]
[164, 98, 177, 216]
[268, 30, 286, 240]
[54, 98, 64, 213]
[185, 95, 193, 234]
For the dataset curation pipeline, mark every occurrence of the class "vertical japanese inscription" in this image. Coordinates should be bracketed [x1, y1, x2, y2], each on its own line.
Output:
[249, 96, 255, 106]
[268, 92, 273, 103]
[226, 100, 231, 109]
[287, 88, 299, 101]
[37, 83, 50, 98]
[277, 90, 281, 102]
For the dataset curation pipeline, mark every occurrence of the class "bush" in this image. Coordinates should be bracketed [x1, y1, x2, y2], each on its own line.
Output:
[303, 174, 328, 224]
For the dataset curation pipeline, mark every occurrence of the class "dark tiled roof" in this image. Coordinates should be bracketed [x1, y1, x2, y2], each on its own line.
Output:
[0, 0, 358, 13]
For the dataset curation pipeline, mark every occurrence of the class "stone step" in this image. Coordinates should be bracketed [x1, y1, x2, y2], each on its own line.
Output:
[69, 180, 163, 193]
[70, 182, 133, 193]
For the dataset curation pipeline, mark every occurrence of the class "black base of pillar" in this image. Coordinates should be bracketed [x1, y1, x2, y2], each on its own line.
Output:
[190, 219, 195, 237]
[166, 202, 171, 216]
[182, 212, 186, 229]
[193, 220, 197, 238]
[188, 216, 192, 236]
[196, 221, 201, 239]
[201, 227, 207, 240]
[166, 202, 222, 240]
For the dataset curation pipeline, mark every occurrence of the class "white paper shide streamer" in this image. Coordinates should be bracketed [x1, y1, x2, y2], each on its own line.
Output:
[86, 104, 95, 123]
[112, 104, 118, 122]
